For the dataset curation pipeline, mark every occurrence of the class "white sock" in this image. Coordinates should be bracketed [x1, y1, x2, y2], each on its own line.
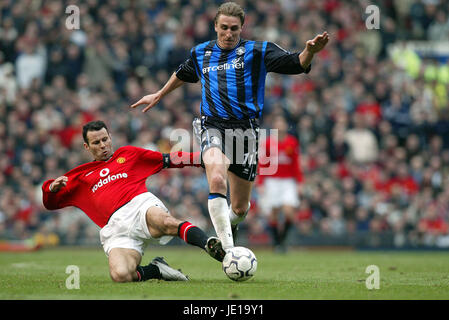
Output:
[208, 195, 234, 249]
[229, 202, 251, 226]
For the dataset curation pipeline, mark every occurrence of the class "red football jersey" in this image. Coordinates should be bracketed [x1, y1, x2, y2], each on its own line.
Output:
[257, 134, 303, 185]
[42, 146, 201, 228]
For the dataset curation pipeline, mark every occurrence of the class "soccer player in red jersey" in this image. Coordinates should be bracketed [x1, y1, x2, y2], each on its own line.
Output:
[42, 120, 225, 282]
[258, 115, 303, 252]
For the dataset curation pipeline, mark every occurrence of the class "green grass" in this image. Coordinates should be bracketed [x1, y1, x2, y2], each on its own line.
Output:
[0, 247, 448, 300]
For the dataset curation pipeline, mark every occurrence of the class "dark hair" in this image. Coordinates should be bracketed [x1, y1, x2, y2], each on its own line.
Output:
[82, 120, 109, 144]
[214, 2, 245, 26]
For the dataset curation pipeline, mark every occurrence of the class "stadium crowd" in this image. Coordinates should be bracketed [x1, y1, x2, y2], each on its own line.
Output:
[1, 0, 449, 249]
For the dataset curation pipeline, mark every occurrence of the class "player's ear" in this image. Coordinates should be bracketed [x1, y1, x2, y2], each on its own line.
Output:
[83, 142, 90, 151]
[214, 15, 220, 32]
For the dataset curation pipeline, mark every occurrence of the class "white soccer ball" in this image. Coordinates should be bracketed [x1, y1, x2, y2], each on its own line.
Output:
[222, 246, 257, 281]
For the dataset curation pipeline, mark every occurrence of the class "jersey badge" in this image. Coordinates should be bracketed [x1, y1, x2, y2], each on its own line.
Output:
[236, 46, 245, 55]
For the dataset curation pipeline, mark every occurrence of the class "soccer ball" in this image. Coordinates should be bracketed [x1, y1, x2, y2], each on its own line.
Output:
[222, 246, 257, 281]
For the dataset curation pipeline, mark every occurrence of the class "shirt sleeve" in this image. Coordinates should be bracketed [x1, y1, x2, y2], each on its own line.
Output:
[131, 147, 165, 174]
[132, 147, 203, 172]
[264, 42, 311, 74]
[175, 57, 199, 83]
[42, 178, 75, 210]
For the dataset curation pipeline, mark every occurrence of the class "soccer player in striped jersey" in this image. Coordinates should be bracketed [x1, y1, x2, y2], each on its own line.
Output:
[130, 2, 329, 250]
[42, 121, 226, 283]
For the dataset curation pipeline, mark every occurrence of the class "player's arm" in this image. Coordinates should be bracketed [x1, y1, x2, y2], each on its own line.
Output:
[264, 42, 311, 74]
[162, 151, 204, 169]
[129, 146, 203, 175]
[48, 176, 68, 192]
[299, 31, 329, 69]
[130, 72, 185, 113]
[264, 31, 329, 74]
[130, 53, 199, 113]
[42, 176, 70, 210]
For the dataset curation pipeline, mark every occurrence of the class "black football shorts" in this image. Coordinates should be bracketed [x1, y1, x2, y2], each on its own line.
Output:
[193, 116, 259, 181]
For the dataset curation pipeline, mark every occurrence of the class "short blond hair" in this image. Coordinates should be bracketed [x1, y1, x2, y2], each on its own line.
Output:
[214, 2, 245, 26]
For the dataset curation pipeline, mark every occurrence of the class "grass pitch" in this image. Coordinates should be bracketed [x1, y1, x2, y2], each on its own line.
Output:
[0, 246, 448, 300]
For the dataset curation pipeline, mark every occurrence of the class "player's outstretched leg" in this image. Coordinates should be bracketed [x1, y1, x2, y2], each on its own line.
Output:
[178, 221, 226, 262]
[146, 205, 225, 263]
[206, 236, 226, 262]
[136, 257, 189, 281]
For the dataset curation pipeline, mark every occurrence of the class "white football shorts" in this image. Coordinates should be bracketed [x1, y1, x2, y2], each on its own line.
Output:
[260, 178, 300, 214]
[99, 192, 173, 256]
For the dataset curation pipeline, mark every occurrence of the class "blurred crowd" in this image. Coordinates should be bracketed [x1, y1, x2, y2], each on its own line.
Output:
[1, 0, 449, 249]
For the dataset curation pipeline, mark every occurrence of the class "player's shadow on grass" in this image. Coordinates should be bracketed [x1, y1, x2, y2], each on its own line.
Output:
[188, 279, 285, 285]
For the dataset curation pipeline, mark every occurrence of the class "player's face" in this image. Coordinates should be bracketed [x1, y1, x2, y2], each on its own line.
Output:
[215, 14, 242, 49]
[84, 128, 113, 161]
[274, 117, 288, 133]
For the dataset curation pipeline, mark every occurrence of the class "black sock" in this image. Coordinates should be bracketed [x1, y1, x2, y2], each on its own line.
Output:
[135, 264, 161, 282]
[268, 221, 281, 246]
[279, 219, 293, 244]
[178, 221, 208, 249]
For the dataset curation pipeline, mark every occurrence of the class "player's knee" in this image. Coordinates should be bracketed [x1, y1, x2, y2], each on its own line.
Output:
[232, 201, 250, 217]
[161, 216, 179, 236]
[110, 267, 133, 283]
[232, 205, 247, 217]
[283, 206, 296, 219]
[209, 173, 227, 193]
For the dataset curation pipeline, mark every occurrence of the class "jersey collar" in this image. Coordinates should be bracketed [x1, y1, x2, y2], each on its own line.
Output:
[215, 38, 242, 51]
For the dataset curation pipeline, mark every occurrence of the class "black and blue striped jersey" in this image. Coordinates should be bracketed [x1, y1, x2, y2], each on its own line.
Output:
[176, 39, 311, 120]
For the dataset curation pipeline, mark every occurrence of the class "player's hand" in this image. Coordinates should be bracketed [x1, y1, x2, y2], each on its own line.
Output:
[129, 92, 161, 113]
[305, 31, 329, 54]
[49, 176, 68, 192]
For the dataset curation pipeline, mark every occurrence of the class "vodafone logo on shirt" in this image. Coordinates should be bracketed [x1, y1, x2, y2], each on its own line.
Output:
[91, 168, 128, 193]
[100, 168, 109, 177]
